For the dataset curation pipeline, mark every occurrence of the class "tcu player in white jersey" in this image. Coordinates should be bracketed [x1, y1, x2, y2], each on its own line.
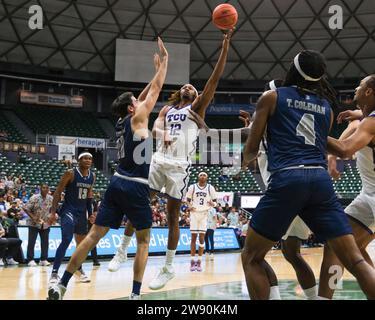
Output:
[186, 172, 217, 272]
[320, 74, 375, 298]
[148, 29, 233, 290]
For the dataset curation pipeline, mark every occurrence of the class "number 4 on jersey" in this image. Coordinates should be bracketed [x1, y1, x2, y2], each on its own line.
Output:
[297, 113, 316, 146]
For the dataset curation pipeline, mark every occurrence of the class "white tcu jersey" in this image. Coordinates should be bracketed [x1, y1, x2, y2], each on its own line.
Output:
[355, 111, 375, 194]
[258, 137, 271, 187]
[155, 104, 199, 162]
[186, 183, 217, 212]
[356, 145, 375, 193]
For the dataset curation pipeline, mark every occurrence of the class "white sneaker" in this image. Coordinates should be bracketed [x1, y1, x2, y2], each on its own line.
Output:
[210, 253, 214, 260]
[129, 293, 141, 300]
[108, 250, 127, 272]
[6, 258, 19, 265]
[79, 273, 91, 283]
[28, 260, 38, 267]
[0, 260, 4, 266]
[39, 260, 50, 266]
[148, 266, 175, 290]
[48, 283, 66, 300]
[49, 273, 60, 286]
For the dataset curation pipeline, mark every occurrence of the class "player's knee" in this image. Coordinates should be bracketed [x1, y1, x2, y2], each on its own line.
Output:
[282, 246, 300, 264]
[241, 250, 254, 267]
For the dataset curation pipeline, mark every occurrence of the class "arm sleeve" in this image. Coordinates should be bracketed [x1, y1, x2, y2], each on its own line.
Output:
[87, 198, 93, 216]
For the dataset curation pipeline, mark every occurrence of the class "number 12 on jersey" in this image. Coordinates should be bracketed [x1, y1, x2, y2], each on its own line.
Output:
[170, 123, 181, 136]
[297, 113, 316, 146]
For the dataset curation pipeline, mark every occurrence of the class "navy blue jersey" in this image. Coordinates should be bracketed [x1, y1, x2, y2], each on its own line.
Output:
[61, 168, 94, 212]
[266, 86, 332, 172]
[116, 116, 152, 179]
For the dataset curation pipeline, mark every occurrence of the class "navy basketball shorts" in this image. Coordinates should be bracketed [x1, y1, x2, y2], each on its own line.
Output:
[95, 175, 152, 231]
[60, 209, 88, 235]
[249, 168, 353, 242]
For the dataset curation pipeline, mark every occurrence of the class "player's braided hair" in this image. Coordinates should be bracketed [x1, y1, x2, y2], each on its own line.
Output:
[284, 50, 338, 111]
[111, 92, 134, 116]
[168, 90, 182, 106]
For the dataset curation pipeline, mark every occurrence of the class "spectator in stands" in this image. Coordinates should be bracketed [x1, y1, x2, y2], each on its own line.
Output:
[0, 174, 6, 190]
[20, 190, 29, 204]
[23, 183, 53, 267]
[227, 207, 239, 228]
[5, 194, 14, 208]
[205, 207, 220, 258]
[239, 220, 249, 248]
[7, 201, 23, 224]
[223, 203, 231, 215]
[0, 194, 7, 216]
[219, 168, 229, 182]
[0, 217, 22, 266]
[5, 175, 14, 192]
[71, 155, 78, 167]
[14, 175, 25, 190]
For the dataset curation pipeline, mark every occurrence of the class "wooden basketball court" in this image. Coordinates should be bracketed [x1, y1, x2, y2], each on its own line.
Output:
[0, 247, 368, 300]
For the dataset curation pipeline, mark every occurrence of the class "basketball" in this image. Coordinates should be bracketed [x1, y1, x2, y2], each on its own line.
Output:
[212, 4, 238, 30]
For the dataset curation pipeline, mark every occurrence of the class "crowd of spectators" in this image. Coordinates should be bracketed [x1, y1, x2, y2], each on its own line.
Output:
[0, 169, 322, 267]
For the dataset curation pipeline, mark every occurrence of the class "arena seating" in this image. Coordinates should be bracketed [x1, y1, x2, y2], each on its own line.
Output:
[109, 161, 261, 193]
[0, 156, 109, 194]
[332, 162, 362, 198]
[189, 166, 261, 193]
[14, 107, 108, 139]
[0, 111, 29, 143]
[0, 155, 363, 197]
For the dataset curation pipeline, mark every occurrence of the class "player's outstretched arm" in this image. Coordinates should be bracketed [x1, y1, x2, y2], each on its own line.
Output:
[242, 91, 277, 169]
[152, 105, 171, 139]
[138, 53, 162, 102]
[192, 29, 233, 118]
[132, 37, 168, 127]
[337, 109, 363, 124]
[327, 120, 361, 179]
[188, 109, 251, 143]
[327, 117, 375, 158]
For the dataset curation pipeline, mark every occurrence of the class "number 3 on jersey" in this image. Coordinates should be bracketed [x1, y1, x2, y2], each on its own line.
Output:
[297, 113, 316, 146]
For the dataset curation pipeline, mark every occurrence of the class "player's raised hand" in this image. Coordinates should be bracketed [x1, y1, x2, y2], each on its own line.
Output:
[157, 37, 168, 59]
[337, 109, 363, 124]
[239, 110, 252, 127]
[222, 27, 235, 47]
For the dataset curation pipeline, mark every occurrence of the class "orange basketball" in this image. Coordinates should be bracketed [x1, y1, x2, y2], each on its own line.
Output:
[212, 4, 238, 30]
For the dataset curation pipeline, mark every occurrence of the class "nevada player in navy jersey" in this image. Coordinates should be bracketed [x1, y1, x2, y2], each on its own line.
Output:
[47, 38, 168, 300]
[319, 75, 375, 298]
[241, 50, 375, 299]
[48, 152, 95, 287]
